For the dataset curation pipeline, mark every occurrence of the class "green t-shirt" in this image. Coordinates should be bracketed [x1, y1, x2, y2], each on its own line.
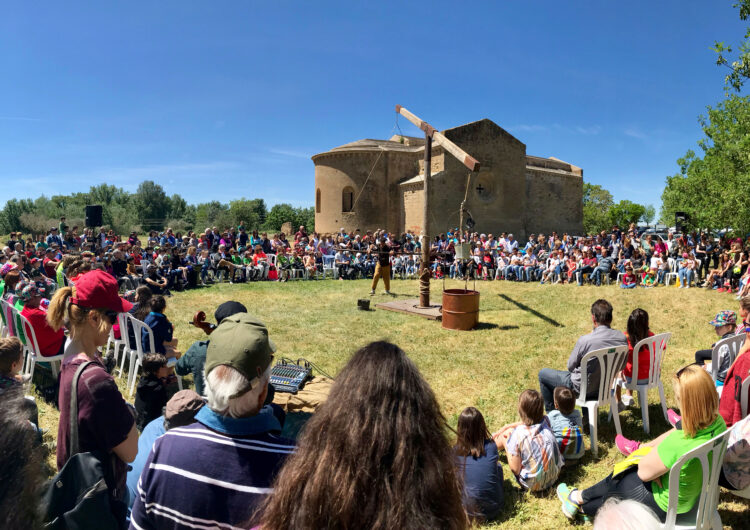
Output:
[652, 415, 727, 513]
[56, 262, 65, 286]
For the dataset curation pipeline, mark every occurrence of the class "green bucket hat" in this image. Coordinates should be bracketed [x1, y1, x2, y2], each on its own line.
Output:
[205, 313, 276, 397]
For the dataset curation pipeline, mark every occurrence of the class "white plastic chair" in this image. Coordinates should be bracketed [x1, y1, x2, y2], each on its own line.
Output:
[709, 334, 745, 384]
[15, 310, 65, 383]
[104, 325, 127, 376]
[659, 430, 731, 530]
[741, 375, 750, 419]
[616, 332, 672, 435]
[665, 260, 679, 286]
[575, 344, 629, 457]
[322, 255, 337, 279]
[121, 313, 182, 397]
[0, 299, 9, 338]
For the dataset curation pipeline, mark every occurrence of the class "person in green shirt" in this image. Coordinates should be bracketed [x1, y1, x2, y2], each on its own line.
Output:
[558, 364, 727, 522]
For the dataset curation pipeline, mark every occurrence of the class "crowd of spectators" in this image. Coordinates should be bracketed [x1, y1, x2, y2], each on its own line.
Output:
[2, 219, 750, 528]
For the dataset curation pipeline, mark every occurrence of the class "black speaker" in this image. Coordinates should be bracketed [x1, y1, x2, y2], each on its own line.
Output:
[85, 205, 103, 227]
[675, 211, 688, 232]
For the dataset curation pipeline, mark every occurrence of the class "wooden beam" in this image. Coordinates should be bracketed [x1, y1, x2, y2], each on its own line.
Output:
[395, 105, 480, 172]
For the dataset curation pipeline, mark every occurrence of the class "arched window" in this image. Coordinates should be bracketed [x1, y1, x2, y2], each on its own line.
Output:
[342, 186, 354, 212]
[316, 189, 321, 213]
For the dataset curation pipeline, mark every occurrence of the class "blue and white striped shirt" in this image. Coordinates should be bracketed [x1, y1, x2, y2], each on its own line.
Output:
[130, 405, 295, 530]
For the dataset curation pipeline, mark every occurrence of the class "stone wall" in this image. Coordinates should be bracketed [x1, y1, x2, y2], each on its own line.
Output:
[524, 169, 584, 236]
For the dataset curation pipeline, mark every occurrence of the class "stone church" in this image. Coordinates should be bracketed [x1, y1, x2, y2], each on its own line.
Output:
[312, 118, 583, 239]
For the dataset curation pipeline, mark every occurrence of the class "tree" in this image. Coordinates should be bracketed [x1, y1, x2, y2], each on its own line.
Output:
[0, 199, 35, 233]
[641, 204, 656, 226]
[712, 0, 750, 91]
[264, 203, 297, 232]
[608, 200, 646, 228]
[582, 182, 614, 234]
[194, 201, 228, 230]
[133, 181, 170, 231]
[660, 95, 750, 234]
[228, 198, 261, 230]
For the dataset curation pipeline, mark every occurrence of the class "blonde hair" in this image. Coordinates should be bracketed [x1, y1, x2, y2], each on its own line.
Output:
[46, 287, 110, 339]
[673, 365, 718, 437]
[739, 296, 750, 313]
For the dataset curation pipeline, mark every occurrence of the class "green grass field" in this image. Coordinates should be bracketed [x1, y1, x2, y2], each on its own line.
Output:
[36, 278, 750, 528]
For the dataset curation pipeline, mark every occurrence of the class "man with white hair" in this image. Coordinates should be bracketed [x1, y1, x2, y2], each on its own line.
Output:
[130, 313, 295, 530]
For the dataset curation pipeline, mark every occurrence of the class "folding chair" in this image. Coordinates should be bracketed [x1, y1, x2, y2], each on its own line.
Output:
[0, 298, 9, 338]
[615, 332, 672, 435]
[575, 344, 629, 457]
[659, 430, 731, 529]
[322, 255, 337, 279]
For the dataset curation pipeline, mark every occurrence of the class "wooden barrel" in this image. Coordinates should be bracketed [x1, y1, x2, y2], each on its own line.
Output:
[441, 289, 480, 331]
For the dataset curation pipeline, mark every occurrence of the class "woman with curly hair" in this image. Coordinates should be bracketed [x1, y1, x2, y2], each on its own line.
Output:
[258, 341, 468, 530]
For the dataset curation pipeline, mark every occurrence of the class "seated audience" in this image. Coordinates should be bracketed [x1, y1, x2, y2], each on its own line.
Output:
[142, 295, 180, 359]
[559, 365, 726, 522]
[131, 313, 296, 529]
[693, 310, 737, 386]
[538, 299, 627, 413]
[18, 281, 65, 358]
[453, 407, 504, 522]
[616, 308, 653, 407]
[492, 389, 563, 492]
[134, 353, 169, 431]
[548, 386, 584, 461]
[259, 341, 468, 529]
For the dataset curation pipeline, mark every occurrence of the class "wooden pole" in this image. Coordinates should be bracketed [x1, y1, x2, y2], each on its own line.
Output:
[420, 132, 432, 307]
[395, 105, 481, 308]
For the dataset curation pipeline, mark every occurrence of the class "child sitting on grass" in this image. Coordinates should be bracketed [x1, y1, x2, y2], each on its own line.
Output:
[548, 387, 584, 461]
[640, 267, 657, 288]
[453, 407, 504, 522]
[620, 263, 637, 289]
[492, 389, 563, 492]
[134, 353, 169, 431]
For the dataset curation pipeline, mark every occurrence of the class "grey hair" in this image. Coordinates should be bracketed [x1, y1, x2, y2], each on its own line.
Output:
[204, 364, 271, 418]
[593, 498, 660, 530]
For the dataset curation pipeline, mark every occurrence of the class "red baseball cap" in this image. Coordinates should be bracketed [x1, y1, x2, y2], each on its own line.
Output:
[70, 269, 133, 312]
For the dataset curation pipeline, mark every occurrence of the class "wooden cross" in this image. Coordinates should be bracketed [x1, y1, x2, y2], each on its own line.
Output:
[395, 105, 481, 308]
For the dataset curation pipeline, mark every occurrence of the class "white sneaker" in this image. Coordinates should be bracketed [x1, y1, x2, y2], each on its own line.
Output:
[369, 290, 375, 295]
[621, 394, 634, 407]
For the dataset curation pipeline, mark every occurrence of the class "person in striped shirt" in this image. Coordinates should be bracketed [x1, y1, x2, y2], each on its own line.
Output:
[130, 313, 295, 530]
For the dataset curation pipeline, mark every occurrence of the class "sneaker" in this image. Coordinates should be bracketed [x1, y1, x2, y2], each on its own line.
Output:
[667, 408, 682, 426]
[556, 483, 580, 520]
[621, 394, 634, 407]
[385, 290, 394, 296]
[20, 374, 32, 384]
[615, 434, 641, 456]
[718, 287, 725, 293]
[369, 290, 375, 295]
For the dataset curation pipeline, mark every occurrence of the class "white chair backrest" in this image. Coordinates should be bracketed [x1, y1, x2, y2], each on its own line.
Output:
[323, 255, 335, 267]
[15, 311, 41, 354]
[0, 299, 10, 329]
[742, 375, 750, 419]
[119, 313, 155, 356]
[630, 332, 672, 387]
[711, 334, 745, 383]
[268, 253, 277, 267]
[662, 429, 731, 529]
[577, 345, 630, 404]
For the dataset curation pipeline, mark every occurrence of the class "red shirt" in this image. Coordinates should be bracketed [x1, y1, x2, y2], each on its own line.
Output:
[623, 330, 655, 381]
[719, 351, 750, 427]
[21, 305, 64, 357]
[253, 252, 268, 266]
[43, 257, 58, 278]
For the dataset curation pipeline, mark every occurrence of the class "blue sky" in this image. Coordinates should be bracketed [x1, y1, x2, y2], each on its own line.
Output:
[0, 1, 745, 209]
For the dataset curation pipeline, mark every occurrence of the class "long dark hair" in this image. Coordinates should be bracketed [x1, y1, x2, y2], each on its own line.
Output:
[455, 407, 490, 458]
[258, 341, 468, 530]
[627, 308, 650, 347]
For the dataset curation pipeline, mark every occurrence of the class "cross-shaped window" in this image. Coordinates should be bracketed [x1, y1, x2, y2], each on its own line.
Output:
[476, 184, 485, 194]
